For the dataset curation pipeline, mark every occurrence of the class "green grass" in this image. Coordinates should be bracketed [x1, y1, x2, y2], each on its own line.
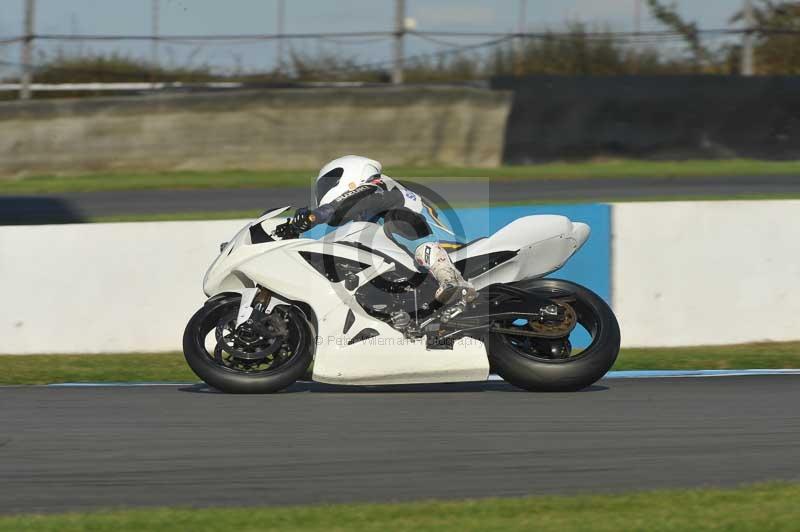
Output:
[0, 353, 196, 385]
[1, 482, 797, 531]
[90, 209, 265, 223]
[1, 342, 797, 386]
[3, 159, 800, 194]
[612, 341, 800, 371]
[0, 169, 312, 194]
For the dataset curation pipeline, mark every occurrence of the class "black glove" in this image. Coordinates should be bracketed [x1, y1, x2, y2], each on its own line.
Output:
[274, 219, 300, 239]
[291, 208, 318, 232]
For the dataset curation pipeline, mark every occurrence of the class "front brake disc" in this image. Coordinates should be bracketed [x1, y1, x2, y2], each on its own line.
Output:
[215, 312, 282, 362]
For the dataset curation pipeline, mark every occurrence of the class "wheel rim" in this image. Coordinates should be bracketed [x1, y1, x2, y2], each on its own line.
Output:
[494, 296, 602, 364]
[195, 301, 307, 375]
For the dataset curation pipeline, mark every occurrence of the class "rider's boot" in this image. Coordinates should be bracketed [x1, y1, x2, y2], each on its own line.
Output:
[415, 242, 477, 305]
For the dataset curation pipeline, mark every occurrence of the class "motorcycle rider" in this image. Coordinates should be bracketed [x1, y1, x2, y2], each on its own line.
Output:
[276, 155, 477, 306]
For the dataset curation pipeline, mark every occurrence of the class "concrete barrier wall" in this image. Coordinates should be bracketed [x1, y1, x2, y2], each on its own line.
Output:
[2, 200, 799, 353]
[612, 200, 800, 347]
[0, 87, 511, 176]
[0, 219, 246, 353]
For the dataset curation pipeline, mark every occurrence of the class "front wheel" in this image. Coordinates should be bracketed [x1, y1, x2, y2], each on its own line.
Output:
[183, 295, 314, 393]
[487, 279, 620, 392]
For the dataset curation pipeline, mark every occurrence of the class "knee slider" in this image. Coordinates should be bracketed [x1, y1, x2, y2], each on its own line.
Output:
[415, 242, 448, 268]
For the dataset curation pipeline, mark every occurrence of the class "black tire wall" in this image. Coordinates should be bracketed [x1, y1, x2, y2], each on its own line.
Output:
[493, 75, 800, 163]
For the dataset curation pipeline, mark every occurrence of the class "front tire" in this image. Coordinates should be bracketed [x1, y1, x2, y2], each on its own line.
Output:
[488, 279, 620, 392]
[183, 295, 314, 393]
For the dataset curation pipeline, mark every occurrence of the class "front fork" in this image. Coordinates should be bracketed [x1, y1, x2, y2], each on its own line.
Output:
[236, 287, 259, 327]
[235, 286, 277, 327]
[234, 286, 290, 341]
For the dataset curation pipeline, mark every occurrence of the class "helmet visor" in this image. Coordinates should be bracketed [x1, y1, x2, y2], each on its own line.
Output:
[315, 167, 344, 205]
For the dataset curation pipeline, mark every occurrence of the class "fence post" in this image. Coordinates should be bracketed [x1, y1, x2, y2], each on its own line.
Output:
[19, 0, 35, 100]
[392, 0, 405, 84]
[514, 0, 528, 76]
[741, 0, 755, 76]
[276, 0, 285, 73]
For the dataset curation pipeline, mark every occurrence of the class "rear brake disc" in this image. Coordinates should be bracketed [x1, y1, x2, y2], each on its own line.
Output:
[528, 303, 578, 338]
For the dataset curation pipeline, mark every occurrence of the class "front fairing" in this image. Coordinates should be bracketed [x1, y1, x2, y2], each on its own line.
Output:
[203, 206, 292, 295]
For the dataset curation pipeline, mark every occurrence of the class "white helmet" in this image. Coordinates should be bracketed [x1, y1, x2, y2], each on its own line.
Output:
[315, 155, 383, 206]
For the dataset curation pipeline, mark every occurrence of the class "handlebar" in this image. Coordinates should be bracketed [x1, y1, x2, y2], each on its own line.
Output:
[274, 220, 300, 240]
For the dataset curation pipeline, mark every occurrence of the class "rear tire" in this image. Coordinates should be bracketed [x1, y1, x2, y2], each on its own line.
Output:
[183, 295, 314, 393]
[488, 279, 620, 392]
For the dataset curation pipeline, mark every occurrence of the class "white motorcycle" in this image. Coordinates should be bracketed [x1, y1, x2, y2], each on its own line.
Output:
[183, 206, 620, 393]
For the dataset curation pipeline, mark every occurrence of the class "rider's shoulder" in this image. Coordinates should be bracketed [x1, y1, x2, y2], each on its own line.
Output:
[373, 174, 402, 189]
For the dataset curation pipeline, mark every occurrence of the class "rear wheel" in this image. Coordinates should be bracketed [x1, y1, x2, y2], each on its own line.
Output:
[487, 279, 620, 392]
[183, 295, 314, 393]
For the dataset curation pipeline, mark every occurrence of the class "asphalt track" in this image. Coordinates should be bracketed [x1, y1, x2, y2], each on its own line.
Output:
[3, 175, 800, 224]
[1, 375, 799, 514]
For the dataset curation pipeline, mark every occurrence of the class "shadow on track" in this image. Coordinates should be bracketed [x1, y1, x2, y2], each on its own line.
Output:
[0, 196, 85, 225]
[178, 381, 610, 394]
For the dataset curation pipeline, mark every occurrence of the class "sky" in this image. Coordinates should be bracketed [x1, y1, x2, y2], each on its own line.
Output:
[0, 0, 749, 76]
